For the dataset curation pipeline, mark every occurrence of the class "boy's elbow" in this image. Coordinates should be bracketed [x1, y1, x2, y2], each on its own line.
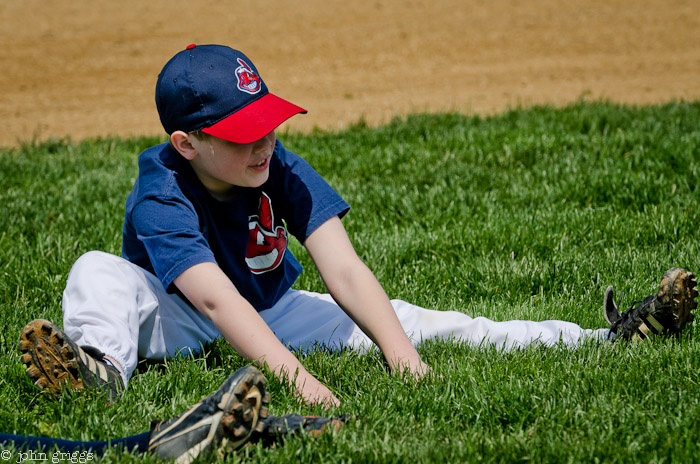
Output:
[193, 288, 242, 320]
[324, 256, 373, 295]
[196, 298, 218, 319]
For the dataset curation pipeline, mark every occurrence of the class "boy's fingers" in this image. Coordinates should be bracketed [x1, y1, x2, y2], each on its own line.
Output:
[324, 394, 341, 408]
[396, 360, 441, 383]
[298, 392, 340, 409]
[296, 383, 341, 408]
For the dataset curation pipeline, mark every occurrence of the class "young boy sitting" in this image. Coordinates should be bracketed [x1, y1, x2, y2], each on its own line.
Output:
[21, 44, 699, 414]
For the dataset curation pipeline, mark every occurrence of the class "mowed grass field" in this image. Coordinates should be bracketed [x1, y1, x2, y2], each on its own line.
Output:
[1, 102, 699, 463]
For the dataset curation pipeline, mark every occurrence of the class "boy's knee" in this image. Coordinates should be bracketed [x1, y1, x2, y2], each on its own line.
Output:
[74, 250, 117, 264]
[77, 250, 128, 267]
[67, 251, 124, 284]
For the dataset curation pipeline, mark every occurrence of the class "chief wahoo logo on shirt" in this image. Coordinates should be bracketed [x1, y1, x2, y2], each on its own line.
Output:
[246, 192, 287, 274]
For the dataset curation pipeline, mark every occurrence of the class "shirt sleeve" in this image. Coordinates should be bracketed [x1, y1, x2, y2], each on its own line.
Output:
[130, 196, 217, 291]
[273, 147, 350, 242]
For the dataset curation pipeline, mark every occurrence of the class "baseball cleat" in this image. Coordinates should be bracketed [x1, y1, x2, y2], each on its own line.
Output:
[148, 365, 270, 463]
[604, 267, 698, 341]
[19, 319, 124, 400]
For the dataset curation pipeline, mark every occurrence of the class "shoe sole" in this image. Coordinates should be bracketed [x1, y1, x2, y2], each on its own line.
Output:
[219, 368, 271, 451]
[19, 319, 84, 393]
[656, 267, 699, 330]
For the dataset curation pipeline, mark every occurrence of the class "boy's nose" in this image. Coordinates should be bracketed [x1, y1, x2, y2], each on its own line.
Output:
[253, 132, 274, 152]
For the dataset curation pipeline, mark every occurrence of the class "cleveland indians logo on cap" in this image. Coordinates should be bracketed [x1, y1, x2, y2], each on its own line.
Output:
[235, 58, 262, 94]
[245, 192, 287, 274]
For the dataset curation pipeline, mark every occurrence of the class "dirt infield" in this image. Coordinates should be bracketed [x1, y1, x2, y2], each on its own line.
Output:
[1, 0, 699, 147]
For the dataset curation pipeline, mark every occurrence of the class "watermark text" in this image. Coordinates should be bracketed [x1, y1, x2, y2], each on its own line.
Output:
[1, 449, 95, 463]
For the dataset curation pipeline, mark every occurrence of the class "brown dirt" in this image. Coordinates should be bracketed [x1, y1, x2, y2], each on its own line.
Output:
[1, 0, 699, 148]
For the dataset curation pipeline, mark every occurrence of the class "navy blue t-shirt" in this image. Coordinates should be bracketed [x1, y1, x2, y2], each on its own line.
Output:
[122, 140, 350, 311]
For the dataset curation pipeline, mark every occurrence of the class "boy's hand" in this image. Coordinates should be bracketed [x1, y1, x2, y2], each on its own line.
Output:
[390, 356, 433, 382]
[294, 372, 341, 408]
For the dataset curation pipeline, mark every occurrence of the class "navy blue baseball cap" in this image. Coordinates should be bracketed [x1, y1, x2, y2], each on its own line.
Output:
[156, 44, 306, 143]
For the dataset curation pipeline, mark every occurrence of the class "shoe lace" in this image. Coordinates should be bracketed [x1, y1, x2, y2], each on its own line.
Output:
[621, 300, 643, 316]
[610, 291, 652, 333]
[617, 294, 655, 326]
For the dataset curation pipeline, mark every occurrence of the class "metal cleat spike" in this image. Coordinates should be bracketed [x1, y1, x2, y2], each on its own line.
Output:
[39, 321, 52, 335]
[232, 425, 248, 438]
[221, 415, 234, 429]
[254, 420, 266, 433]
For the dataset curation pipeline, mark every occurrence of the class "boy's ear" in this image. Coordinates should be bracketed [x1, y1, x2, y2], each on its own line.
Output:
[170, 131, 198, 160]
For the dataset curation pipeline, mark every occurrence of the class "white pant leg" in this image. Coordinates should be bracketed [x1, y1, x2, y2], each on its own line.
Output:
[260, 289, 608, 353]
[390, 299, 609, 349]
[62, 251, 221, 385]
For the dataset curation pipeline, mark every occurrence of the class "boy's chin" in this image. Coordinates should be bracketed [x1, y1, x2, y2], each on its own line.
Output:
[246, 172, 270, 188]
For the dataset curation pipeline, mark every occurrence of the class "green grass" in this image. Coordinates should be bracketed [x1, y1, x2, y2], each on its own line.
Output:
[1, 101, 699, 463]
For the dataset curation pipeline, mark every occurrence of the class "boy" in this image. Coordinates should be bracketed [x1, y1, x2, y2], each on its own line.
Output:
[21, 44, 699, 411]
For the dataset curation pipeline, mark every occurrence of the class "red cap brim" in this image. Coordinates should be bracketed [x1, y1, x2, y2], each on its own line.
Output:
[201, 93, 306, 143]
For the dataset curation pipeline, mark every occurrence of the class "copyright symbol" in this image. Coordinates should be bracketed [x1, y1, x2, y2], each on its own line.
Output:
[1, 449, 11, 460]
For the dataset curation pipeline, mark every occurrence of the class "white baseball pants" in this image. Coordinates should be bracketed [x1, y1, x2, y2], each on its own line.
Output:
[62, 251, 609, 387]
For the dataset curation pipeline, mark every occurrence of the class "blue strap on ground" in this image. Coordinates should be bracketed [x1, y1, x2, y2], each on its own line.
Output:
[0, 431, 150, 455]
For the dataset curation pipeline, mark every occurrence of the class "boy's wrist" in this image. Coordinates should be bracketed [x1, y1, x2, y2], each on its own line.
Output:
[385, 349, 423, 371]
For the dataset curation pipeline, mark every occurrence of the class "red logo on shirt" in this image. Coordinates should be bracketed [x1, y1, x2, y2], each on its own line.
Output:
[246, 192, 287, 274]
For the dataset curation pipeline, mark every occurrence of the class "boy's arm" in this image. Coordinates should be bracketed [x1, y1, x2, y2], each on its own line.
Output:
[304, 216, 430, 378]
[173, 262, 340, 407]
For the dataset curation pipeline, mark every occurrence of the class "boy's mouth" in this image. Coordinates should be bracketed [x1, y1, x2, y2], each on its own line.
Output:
[250, 156, 269, 170]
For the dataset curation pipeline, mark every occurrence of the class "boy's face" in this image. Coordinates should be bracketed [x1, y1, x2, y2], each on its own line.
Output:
[188, 130, 276, 197]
